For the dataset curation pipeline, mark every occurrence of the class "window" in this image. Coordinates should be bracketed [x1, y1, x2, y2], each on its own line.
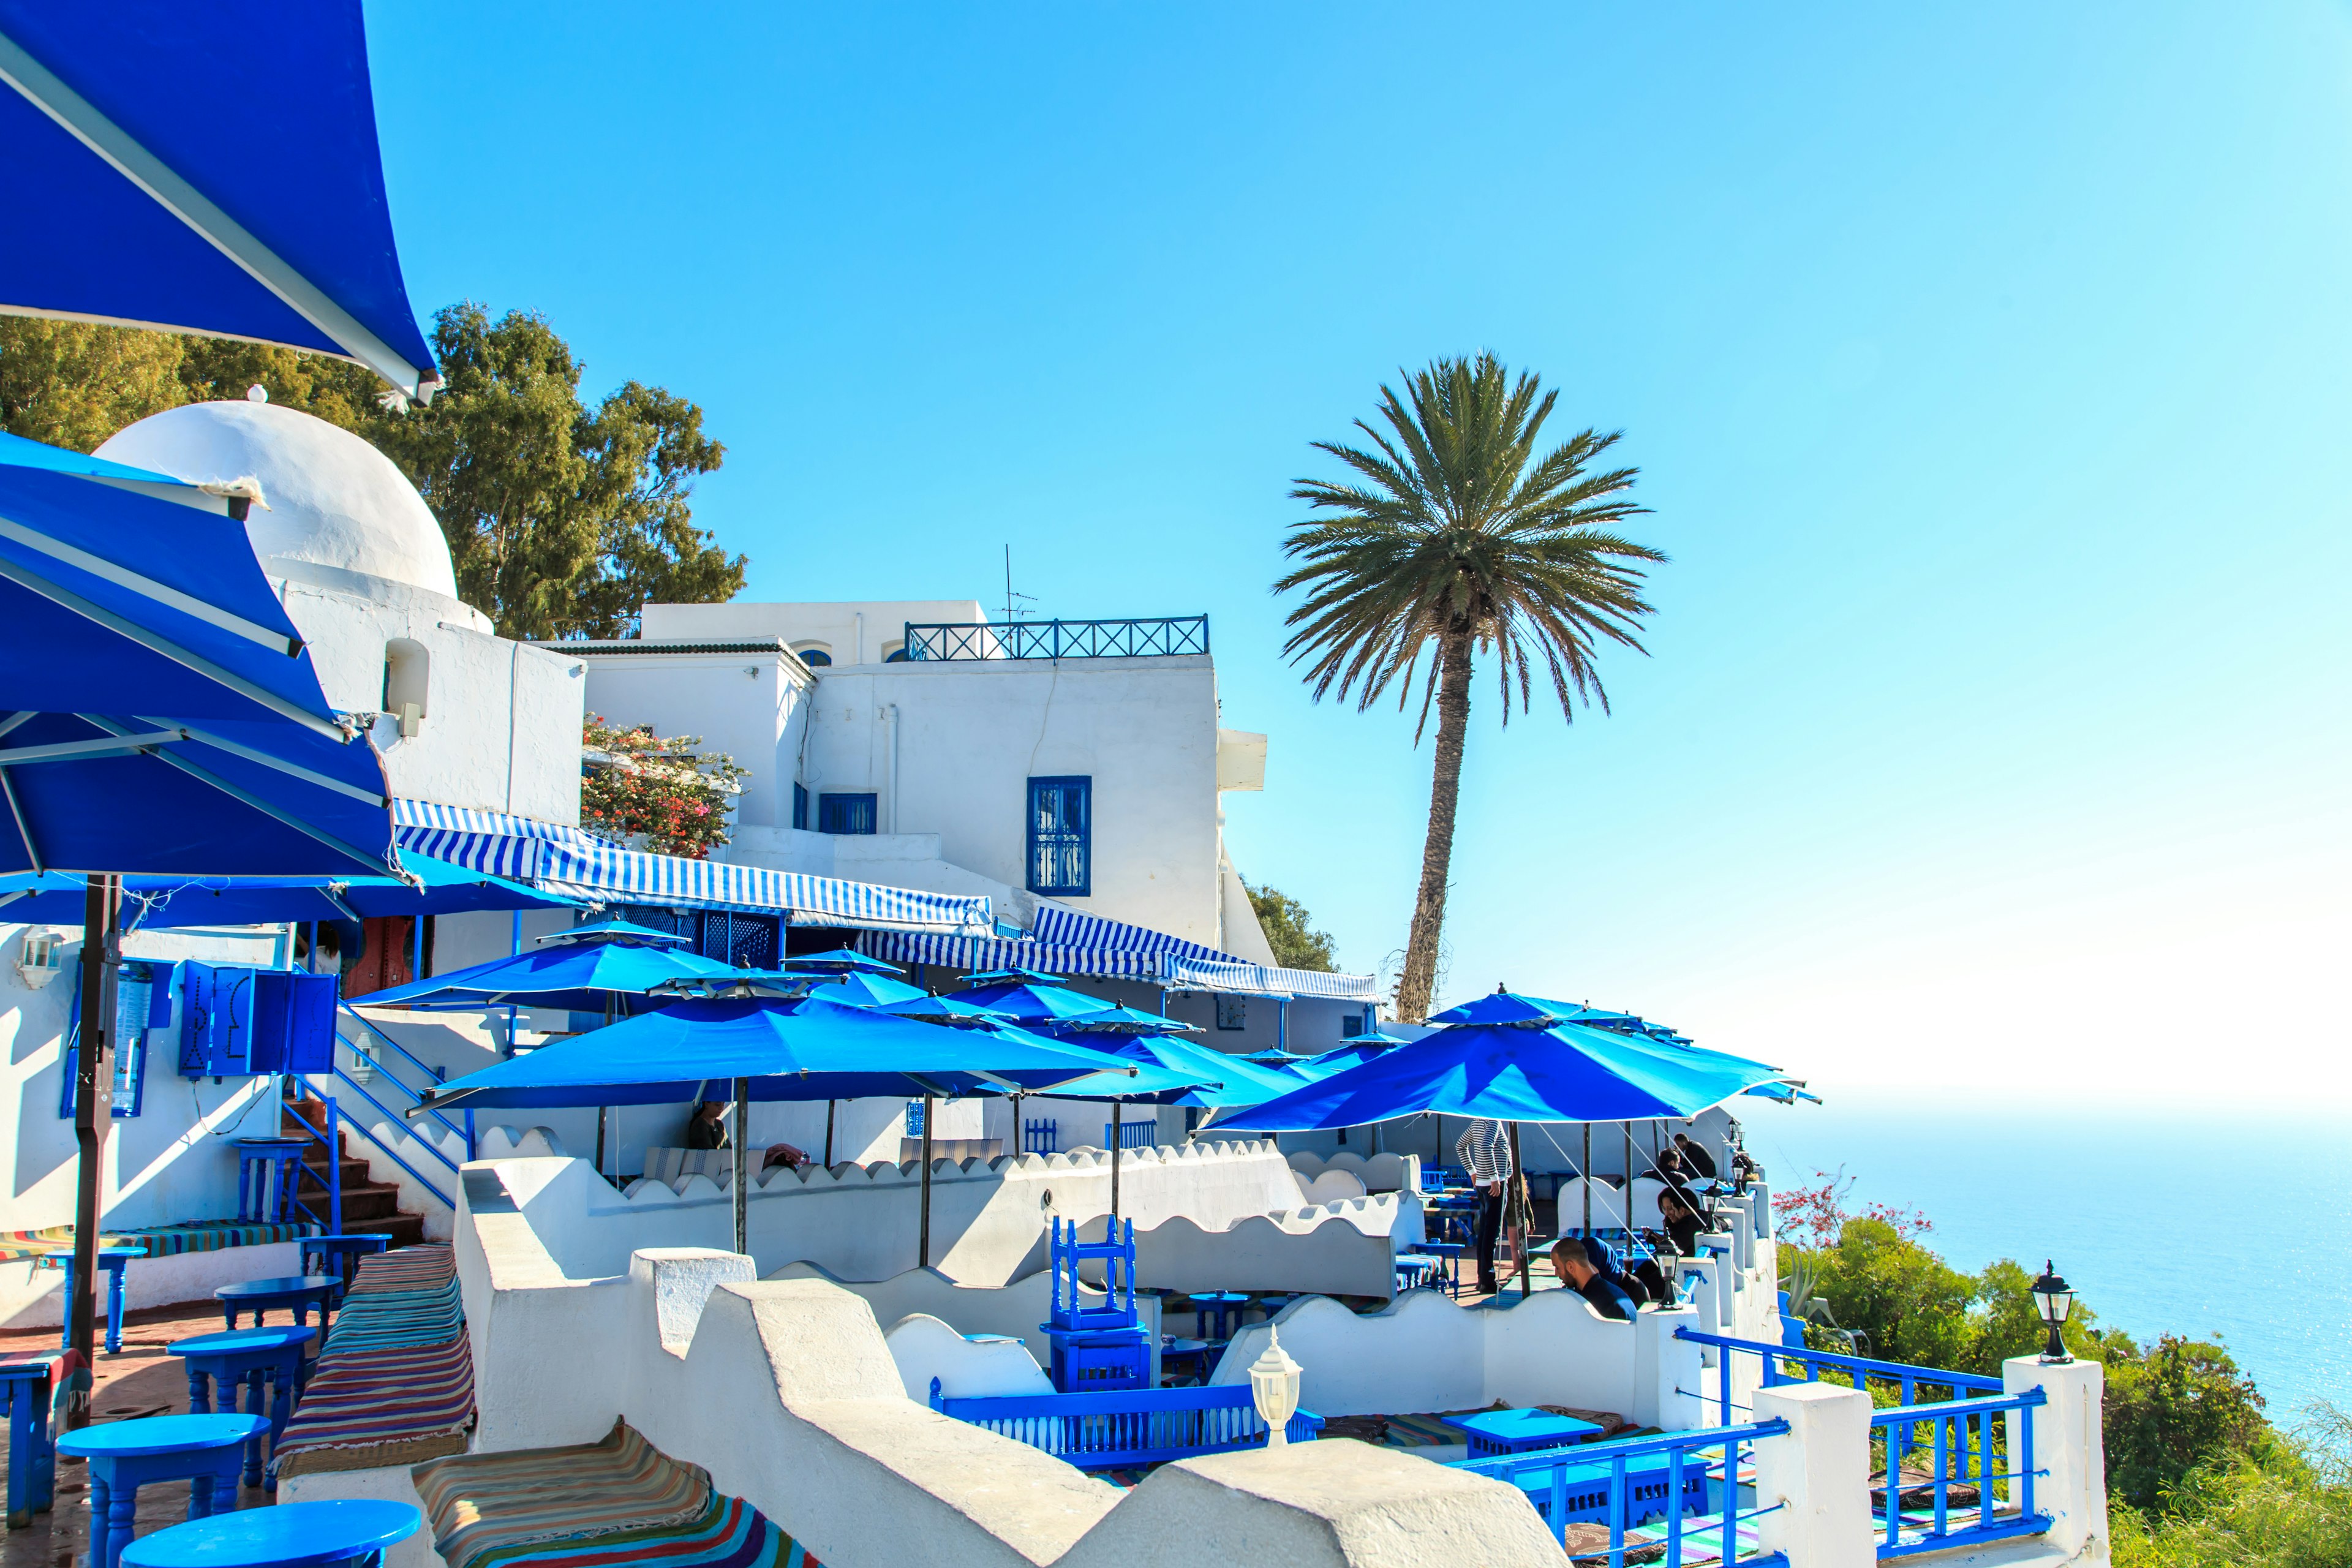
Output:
[905, 1100, 925, 1137]
[612, 905, 780, 970]
[1027, 777, 1091, 895]
[59, 959, 168, 1118]
[792, 783, 809, 831]
[793, 643, 833, 668]
[881, 641, 909, 663]
[819, 792, 878, 835]
[1215, 994, 1248, 1031]
[382, 639, 429, 736]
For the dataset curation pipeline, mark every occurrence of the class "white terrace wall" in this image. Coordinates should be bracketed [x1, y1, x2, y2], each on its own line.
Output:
[770, 1261, 1163, 1374]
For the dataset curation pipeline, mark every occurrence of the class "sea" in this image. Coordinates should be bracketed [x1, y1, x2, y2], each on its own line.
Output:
[1739, 1089, 2352, 1427]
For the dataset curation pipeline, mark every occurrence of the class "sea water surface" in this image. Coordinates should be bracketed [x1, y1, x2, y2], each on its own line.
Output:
[1740, 1090, 2352, 1424]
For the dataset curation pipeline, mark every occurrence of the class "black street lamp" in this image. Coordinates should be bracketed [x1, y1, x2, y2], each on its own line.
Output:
[2030, 1260, 2075, 1364]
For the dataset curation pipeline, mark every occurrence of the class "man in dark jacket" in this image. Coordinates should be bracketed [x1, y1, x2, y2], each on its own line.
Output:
[1672, 1132, 1719, 1181]
[1551, 1241, 1636, 1321]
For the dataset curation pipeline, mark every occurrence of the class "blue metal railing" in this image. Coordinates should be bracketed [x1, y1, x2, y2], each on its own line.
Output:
[1452, 1420, 1790, 1566]
[1871, 1390, 2049, 1558]
[1022, 1119, 1058, 1155]
[1675, 1329, 2002, 1425]
[278, 1096, 343, 1235]
[339, 1002, 475, 1159]
[903, 617, 1210, 662]
[300, 1068, 458, 1212]
[1103, 1120, 1155, 1151]
[930, 1379, 1320, 1468]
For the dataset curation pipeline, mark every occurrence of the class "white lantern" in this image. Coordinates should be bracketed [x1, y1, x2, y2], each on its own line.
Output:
[1248, 1325, 1303, 1448]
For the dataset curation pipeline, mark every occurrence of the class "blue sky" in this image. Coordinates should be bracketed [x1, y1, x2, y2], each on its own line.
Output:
[364, 2, 2349, 1101]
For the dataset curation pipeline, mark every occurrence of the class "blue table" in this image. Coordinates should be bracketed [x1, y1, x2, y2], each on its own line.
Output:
[297, 1237, 393, 1298]
[122, 1499, 422, 1568]
[1408, 1242, 1466, 1298]
[1186, 1292, 1251, 1342]
[168, 1327, 317, 1491]
[1158, 1336, 1216, 1383]
[214, 1277, 338, 1333]
[56, 1414, 270, 1568]
[1442, 1406, 1604, 1460]
[0, 1357, 56, 1529]
[31, 1245, 148, 1354]
[231, 1140, 310, 1225]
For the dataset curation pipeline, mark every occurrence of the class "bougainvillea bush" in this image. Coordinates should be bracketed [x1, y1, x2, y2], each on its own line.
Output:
[579, 715, 746, 859]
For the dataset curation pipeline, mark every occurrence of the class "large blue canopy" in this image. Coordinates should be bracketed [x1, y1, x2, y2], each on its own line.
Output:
[0, 1, 438, 398]
[0, 851, 571, 929]
[1106, 1037, 1303, 1109]
[0, 438, 399, 878]
[944, 979, 1118, 1024]
[1213, 998, 1797, 1132]
[350, 925, 750, 1014]
[415, 996, 1151, 1112]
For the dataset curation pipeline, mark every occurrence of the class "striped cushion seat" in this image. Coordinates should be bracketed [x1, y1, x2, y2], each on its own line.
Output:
[322, 1284, 462, 1354]
[271, 1332, 475, 1476]
[414, 1419, 715, 1568]
[345, 1245, 457, 1291]
[0, 1220, 312, 1262]
[465, 1495, 817, 1568]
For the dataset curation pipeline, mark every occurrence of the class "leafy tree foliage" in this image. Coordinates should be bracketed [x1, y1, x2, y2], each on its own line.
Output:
[0, 306, 743, 640]
[1244, 883, 1336, 971]
[2101, 1332, 2270, 1512]
[579, 716, 747, 859]
[2112, 1409, 2352, 1567]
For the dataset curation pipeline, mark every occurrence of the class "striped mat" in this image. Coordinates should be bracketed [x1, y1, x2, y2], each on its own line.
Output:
[323, 1279, 462, 1354]
[273, 1333, 475, 1477]
[346, 1245, 456, 1292]
[462, 1495, 817, 1568]
[0, 1220, 312, 1262]
[414, 1419, 715, 1568]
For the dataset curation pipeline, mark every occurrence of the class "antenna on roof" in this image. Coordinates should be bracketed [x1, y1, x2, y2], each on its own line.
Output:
[1003, 545, 1037, 624]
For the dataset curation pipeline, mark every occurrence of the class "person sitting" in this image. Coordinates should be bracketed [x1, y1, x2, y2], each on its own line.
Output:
[1582, 1235, 1670, 1308]
[1551, 1241, 1635, 1321]
[1672, 1132, 1719, 1181]
[684, 1101, 810, 1170]
[1658, 1185, 1706, 1259]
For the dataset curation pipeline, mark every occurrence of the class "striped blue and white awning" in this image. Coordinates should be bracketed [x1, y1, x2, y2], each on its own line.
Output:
[866, 903, 1381, 1000]
[391, 799, 992, 933]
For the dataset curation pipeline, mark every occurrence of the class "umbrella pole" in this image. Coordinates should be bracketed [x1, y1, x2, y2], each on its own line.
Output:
[1581, 1123, 1593, 1237]
[919, 1095, 935, 1270]
[597, 997, 616, 1177]
[1509, 1123, 1532, 1301]
[1623, 1121, 1634, 1242]
[730, 1077, 748, 1258]
[823, 1100, 835, 1168]
[1011, 1093, 1023, 1156]
[1110, 1109, 1121, 1221]
[67, 876, 122, 1428]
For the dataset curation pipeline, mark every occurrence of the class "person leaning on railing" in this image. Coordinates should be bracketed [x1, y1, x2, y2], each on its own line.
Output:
[1454, 1119, 1513, 1294]
[1551, 1241, 1635, 1321]
[684, 1099, 810, 1170]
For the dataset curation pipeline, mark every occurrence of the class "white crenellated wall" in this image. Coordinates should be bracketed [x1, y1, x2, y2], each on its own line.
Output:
[767, 1261, 1164, 1371]
[1281, 1151, 1423, 1194]
[881, 1313, 1057, 1401]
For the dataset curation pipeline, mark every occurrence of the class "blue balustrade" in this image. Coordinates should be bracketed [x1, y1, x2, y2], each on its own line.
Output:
[1452, 1420, 1790, 1566]
[903, 617, 1210, 662]
[1022, 1119, 1058, 1155]
[1870, 1391, 2050, 1558]
[1102, 1120, 1155, 1152]
[1674, 1329, 2002, 1427]
[930, 1379, 1319, 1469]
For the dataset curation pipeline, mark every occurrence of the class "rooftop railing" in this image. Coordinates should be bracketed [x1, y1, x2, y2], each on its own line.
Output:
[903, 617, 1209, 661]
[1452, 1420, 1790, 1566]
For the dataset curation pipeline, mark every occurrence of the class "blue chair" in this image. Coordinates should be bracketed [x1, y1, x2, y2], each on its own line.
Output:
[56, 1413, 270, 1568]
[1039, 1217, 1147, 1392]
[0, 1356, 58, 1529]
[214, 1276, 338, 1332]
[32, 1245, 148, 1354]
[122, 1498, 422, 1568]
[298, 1237, 393, 1302]
[168, 1327, 317, 1491]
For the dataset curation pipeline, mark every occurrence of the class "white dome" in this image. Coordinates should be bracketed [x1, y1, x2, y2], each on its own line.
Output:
[96, 401, 459, 601]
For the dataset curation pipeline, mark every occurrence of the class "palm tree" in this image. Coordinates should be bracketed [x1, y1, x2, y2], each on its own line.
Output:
[1276, 353, 1662, 1022]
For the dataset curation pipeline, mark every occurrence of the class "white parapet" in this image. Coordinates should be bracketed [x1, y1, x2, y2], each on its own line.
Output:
[1752, 1380, 1875, 1568]
[2005, 1355, 2111, 1566]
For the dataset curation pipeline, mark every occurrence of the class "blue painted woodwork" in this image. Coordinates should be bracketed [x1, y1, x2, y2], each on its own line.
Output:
[1026, 777, 1090, 895]
[232, 1140, 309, 1224]
[1675, 1328, 2002, 1428]
[903, 1100, 924, 1137]
[168, 1326, 315, 1491]
[791, 783, 808, 831]
[1, 1359, 58, 1529]
[1443, 1408, 1604, 1459]
[932, 1379, 1319, 1469]
[1099, 1118, 1151, 1151]
[299, 1236, 392, 1297]
[57, 958, 172, 1117]
[1041, 1216, 1146, 1392]
[1404, 1242, 1465, 1298]
[214, 1277, 336, 1333]
[1185, 1292, 1251, 1343]
[796, 649, 832, 667]
[179, 968, 335, 1079]
[903, 617, 1210, 662]
[1022, 1118, 1057, 1154]
[1454, 1419, 1786, 1562]
[57, 1414, 270, 1568]
[31, 1245, 145, 1352]
[817, 793, 876, 835]
[121, 1498, 421, 1568]
[1871, 1392, 2051, 1558]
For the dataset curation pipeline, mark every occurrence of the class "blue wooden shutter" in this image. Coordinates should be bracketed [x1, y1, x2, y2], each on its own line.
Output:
[1026, 776, 1091, 895]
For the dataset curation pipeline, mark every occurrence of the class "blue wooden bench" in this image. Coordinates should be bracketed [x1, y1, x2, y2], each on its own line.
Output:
[930, 1379, 1322, 1469]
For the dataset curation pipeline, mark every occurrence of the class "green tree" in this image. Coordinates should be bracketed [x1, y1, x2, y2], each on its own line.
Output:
[0, 318, 187, 451]
[1245, 883, 1336, 971]
[2103, 1332, 2271, 1512]
[1276, 353, 1660, 1021]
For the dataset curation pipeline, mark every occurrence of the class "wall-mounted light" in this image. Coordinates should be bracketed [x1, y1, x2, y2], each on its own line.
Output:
[15, 929, 69, 989]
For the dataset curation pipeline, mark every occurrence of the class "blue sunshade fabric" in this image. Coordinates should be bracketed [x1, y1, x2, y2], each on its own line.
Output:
[349, 933, 752, 1014]
[416, 997, 1147, 1111]
[1105, 1037, 1302, 1109]
[0, 1, 437, 398]
[1212, 1017, 1798, 1133]
[0, 852, 570, 928]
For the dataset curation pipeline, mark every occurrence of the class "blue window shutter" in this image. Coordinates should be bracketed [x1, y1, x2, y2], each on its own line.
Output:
[819, 793, 878, 835]
[1026, 776, 1091, 895]
[792, 782, 809, 831]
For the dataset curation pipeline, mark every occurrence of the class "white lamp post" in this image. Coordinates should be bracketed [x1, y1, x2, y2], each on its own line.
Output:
[1248, 1325, 1303, 1448]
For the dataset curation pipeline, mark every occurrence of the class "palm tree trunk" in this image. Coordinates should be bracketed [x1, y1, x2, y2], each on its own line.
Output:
[1395, 631, 1474, 1022]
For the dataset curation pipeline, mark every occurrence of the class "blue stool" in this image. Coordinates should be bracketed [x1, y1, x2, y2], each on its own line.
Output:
[297, 1237, 393, 1299]
[56, 1413, 270, 1568]
[123, 1498, 421, 1568]
[0, 1357, 57, 1529]
[167, 1327, 317, 1491]
[231, 1140, 309, 1224]
[32, 1245, 148, 1354]
[214, 1277, 337, 1333]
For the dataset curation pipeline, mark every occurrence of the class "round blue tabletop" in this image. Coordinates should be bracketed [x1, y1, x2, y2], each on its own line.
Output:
[167, 1326, 318, 1357]
[56, 1414, 271, 1458]
[215, 1277, 339, 1300]
[121, 1499, 421, 1568]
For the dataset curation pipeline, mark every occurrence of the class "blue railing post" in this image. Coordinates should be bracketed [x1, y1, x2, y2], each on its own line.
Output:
[2019, 1400, 2035, 1525]
[326, 1096, 342, 1234]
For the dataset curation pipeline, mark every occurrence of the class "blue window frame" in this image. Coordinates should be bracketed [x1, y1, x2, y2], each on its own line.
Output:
[1027, 776, 1091, 896]
[819, 792, 877, 835]
[59, 959, 170, 1117]
[792, 782, 809, 831]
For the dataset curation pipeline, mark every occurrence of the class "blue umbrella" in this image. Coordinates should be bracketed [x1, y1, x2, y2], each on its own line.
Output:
[960, 965, 1065, 985]
[804, 970, 929, 1008]
[0, 1, 439, 399]
[944, 979, 1118, 1025]
[349, 922, 747, 1014]
[0, 851, 571, 929]
[1282, 1031, 1413, 1080]
[876, 994, 1012, 1025]
[783, 948, 905, 977]
[1044, 1004, 1205, 1036]
[1107, 1036, 1302, 1110]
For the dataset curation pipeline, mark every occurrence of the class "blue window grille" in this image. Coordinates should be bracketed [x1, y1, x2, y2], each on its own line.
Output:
[1027, 776, 1091, 895]
[59, 958, 172, 1118]
[792, 782, 809, 831]
[905, 1100, 925, 1136]
[796, 647, 832, 667]
[819, 792, 878, 835]
[613, 905, 780, 970]
[1023, 1118, 1058, 1154]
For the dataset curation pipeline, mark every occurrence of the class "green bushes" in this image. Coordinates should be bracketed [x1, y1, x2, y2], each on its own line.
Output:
[2111, 1412, 2352, 1568]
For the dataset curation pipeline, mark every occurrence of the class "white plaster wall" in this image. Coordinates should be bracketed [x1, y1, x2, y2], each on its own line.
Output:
[767, 1261, 1162, 1369]
[1284, 1153, 1423, 1195]
[881, 1312, 1056, 1400]
[567, 649, 805, 831]
[0, 1240, 303, 1328]
[641, 600, 988, 671]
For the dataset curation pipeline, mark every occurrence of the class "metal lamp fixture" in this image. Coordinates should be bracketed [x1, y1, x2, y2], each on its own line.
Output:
[1248, 1326, 1303, 1448]
[2029, 1260, 2075, 1363]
